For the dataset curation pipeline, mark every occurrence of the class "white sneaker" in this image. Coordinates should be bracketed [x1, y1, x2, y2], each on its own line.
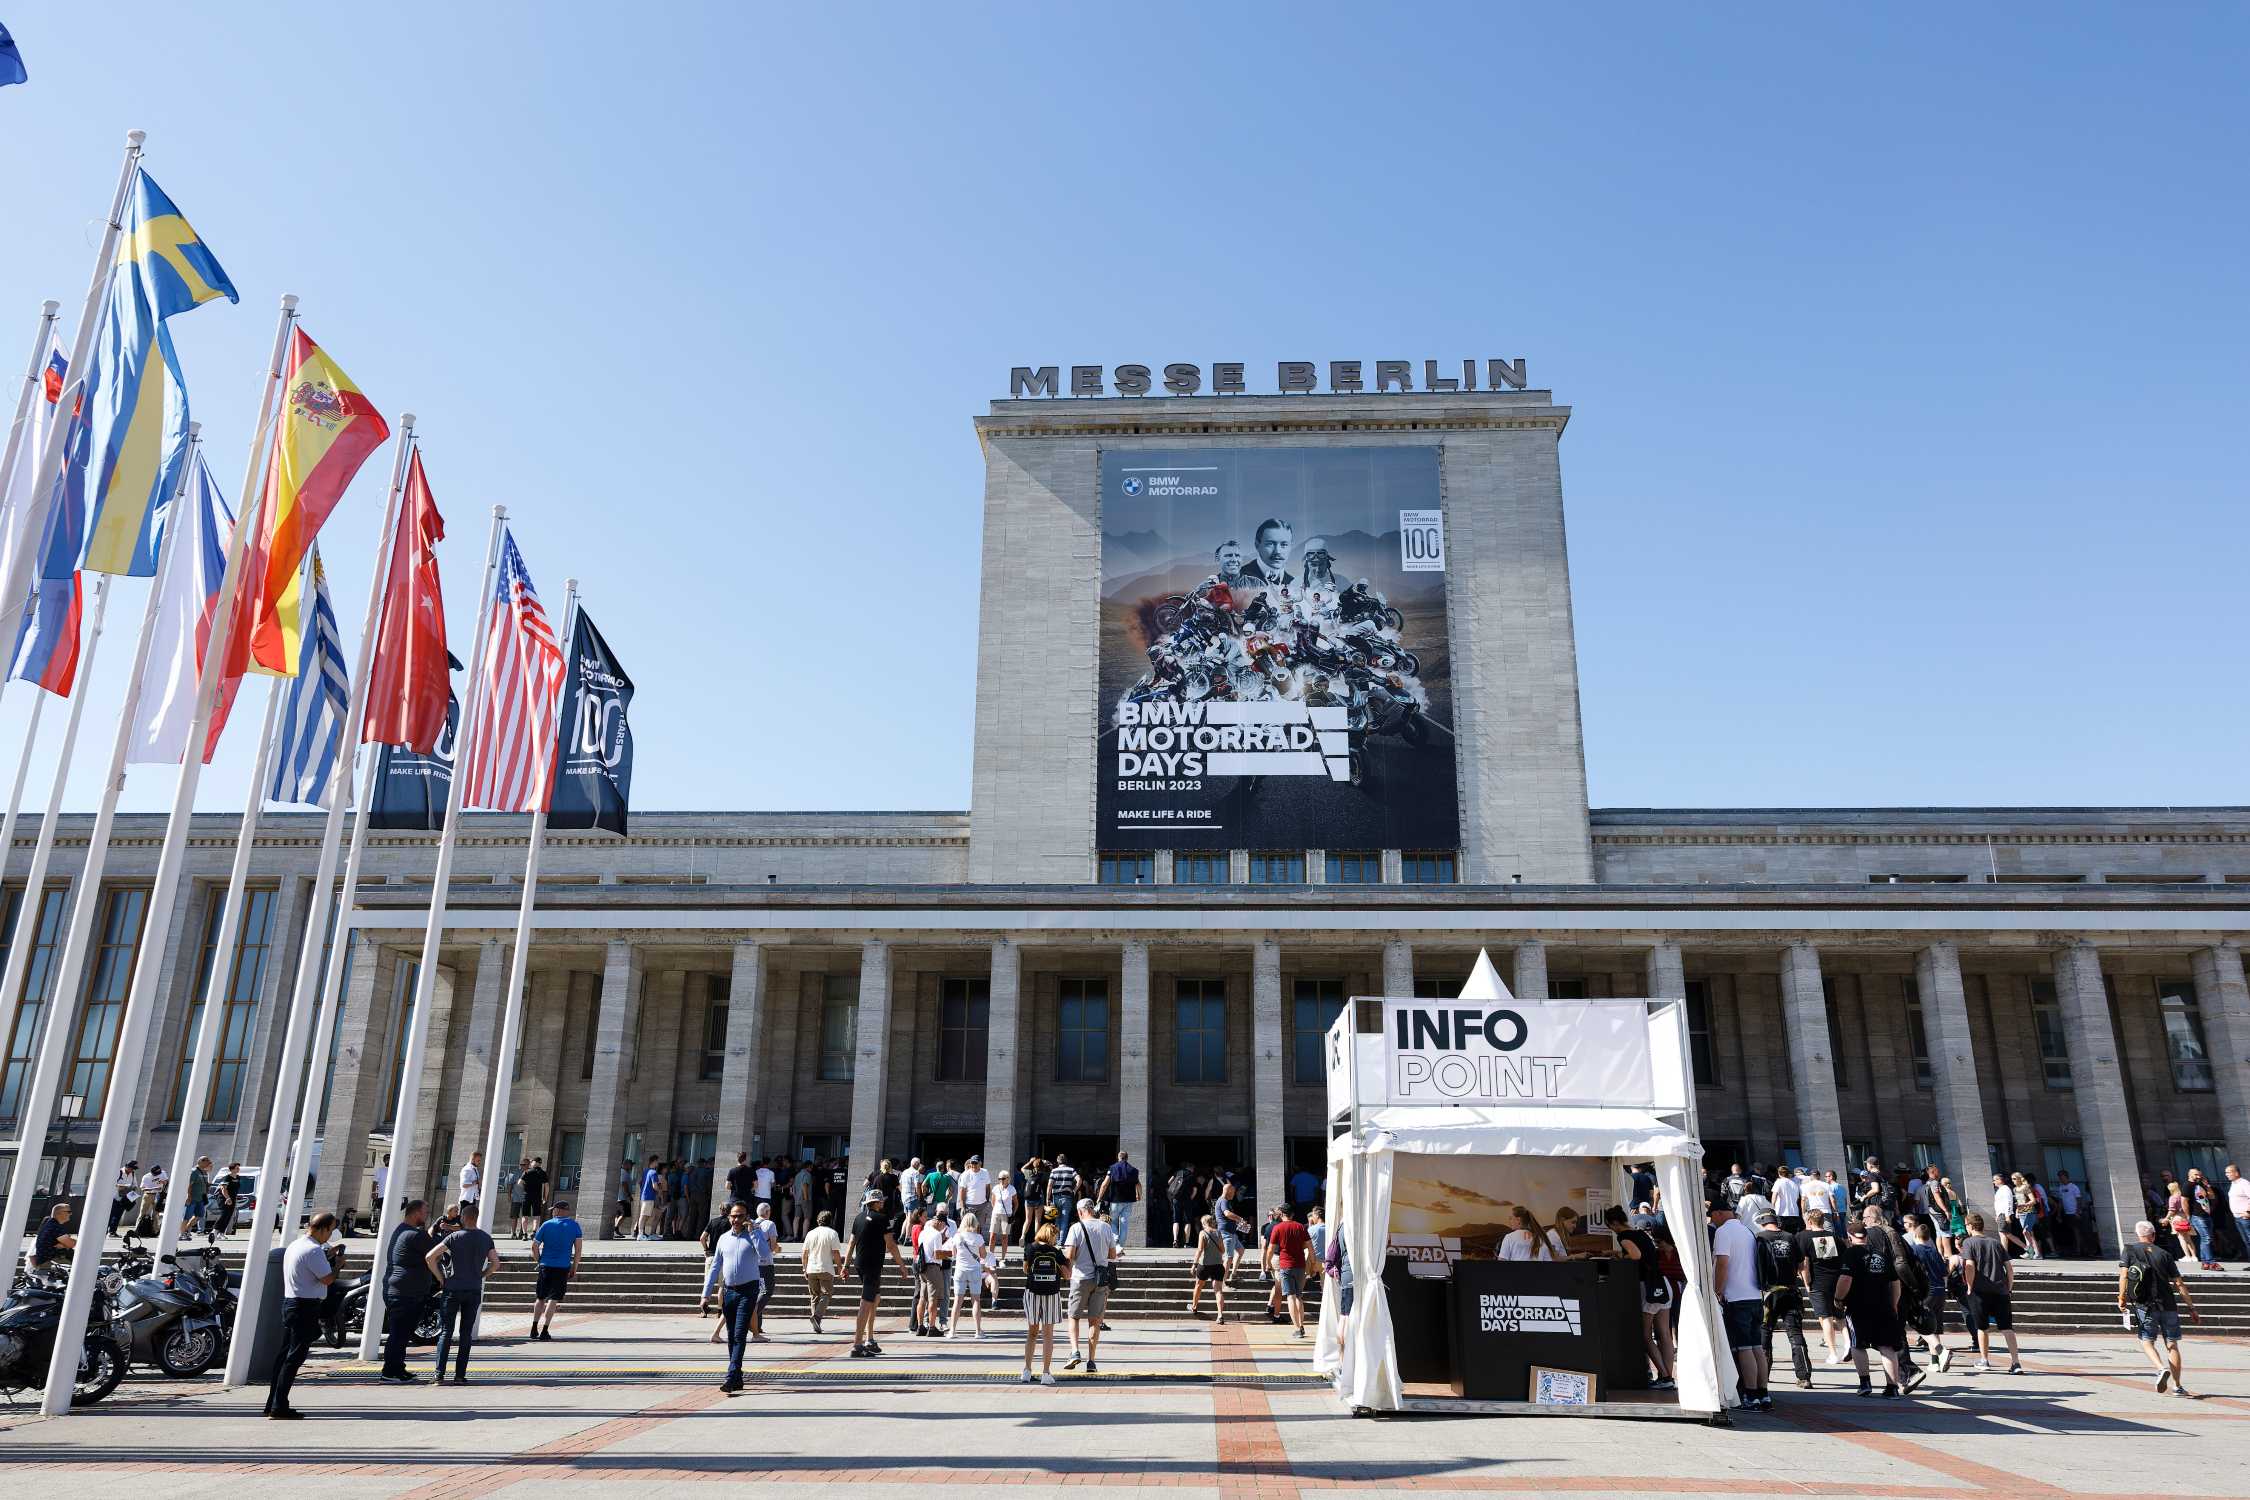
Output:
[1972, 1360, 1993, 1373]
[1040, 1372, 1057, 1386]
[1019, 1369, 1034, 1384]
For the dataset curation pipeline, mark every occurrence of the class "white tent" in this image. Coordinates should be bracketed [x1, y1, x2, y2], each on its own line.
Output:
[1311, 951, 1735, 1416]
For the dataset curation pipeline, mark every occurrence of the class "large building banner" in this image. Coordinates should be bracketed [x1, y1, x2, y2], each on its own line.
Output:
[1098, 446, 1459, 852]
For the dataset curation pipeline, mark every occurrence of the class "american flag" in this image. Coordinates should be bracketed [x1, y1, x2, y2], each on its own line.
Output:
[460, 529, 565, 812]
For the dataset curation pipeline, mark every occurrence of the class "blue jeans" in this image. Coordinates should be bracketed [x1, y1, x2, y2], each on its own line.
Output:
[1110, 1202, 1134, 1246]
[2191, 1216, 2213, 1263]
[2235, 1216, 2250, 1263]
[720, 1282, 758, 1379]
[433, 1289, 481, 1379]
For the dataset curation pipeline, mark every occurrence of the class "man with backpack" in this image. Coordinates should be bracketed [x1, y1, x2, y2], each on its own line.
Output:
[1754, 1209, 1812, 1390]
[1861, 1206, 1930, 1391]
[2119, 1217, 2200, 1396]
[1168, 1162, 1199, 1247]
[1708, 1199, 1769, 1409]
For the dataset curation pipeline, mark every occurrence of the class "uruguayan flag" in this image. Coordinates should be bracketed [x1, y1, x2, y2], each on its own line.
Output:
[268, 546, 350, 807]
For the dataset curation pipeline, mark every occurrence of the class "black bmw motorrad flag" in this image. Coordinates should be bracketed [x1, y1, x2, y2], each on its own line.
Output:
[370, 692, 459, 832]
[546, 607, 634, 835]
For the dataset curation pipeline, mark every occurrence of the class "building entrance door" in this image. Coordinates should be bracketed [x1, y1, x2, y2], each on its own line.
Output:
[1037, 1134, 1116, 1203]
[916, 1133, 983, 1171]
[1159, 1135, 1244, 1243]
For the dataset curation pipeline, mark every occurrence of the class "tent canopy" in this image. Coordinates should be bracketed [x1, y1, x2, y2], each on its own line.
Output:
[1329, 1105, 1698, 1163]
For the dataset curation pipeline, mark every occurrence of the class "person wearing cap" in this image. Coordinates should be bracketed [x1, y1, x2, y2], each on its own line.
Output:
[1754, 1207, 1812, 1391]
[1709, 1199, 1770, 1409]
[958, 1154, 993, 1221]
[843, 1188, 906, 1357]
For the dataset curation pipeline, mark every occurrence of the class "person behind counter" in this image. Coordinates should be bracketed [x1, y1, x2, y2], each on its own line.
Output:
[1498, 1205, 1568, 1261]
[1604, 1204, 1676, 1390]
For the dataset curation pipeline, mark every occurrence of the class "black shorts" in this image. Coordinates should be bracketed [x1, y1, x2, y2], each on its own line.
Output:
[1808, 1281, 1840, 1319]
[1848, 1302, 1903, 1350]
[1721, 1299, 1763, 1351]
[858, 1269, 884, 1304]
[1195, 1264, 1225, 1283]
[1961, 1291, 2012, 1331]
[534, 1265, 571, 1302]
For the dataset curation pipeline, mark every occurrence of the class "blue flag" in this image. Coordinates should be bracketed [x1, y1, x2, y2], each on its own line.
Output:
[0, 25, 25, 87]
[546, 607, 633, 835]
[370, 692, 457, 831]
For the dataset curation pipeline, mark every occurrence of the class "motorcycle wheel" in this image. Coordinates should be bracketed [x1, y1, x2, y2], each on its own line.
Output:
[414, 1304, 443, 1344]
[335, 1297, 363, 1347]
[157, 1324, 219, 1377]
[73, 1333, 126, 1406]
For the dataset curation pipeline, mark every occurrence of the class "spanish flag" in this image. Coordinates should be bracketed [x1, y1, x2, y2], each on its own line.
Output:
[243, 327, 388, 675]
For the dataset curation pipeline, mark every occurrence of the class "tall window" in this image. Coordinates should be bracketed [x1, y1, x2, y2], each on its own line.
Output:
[700, 975, 730, 1080]
[1400, 851, 1457, 884]
[381, 961, 420, 1128]
[2029, 979, 2072, 1088]
[171, 886, 278, 1121]
[0, 887, 70, 1126]
[67, 887, 151, 1116]
[577, 972, 600, 1080]
[1097, 853, 1153, 886]
[1174, 978, 1227, 1084]
[1325, 850, 1380, 884]
[1248, 852, 1304, 884]
[2156, 980, 2214, 1091]
[938, 976, 989, 1082]
[1902, 977, 1932, 1088]
[1292, 977, 1346, 1085]
[1057, 977, 1109, 1082]
[1173, 852, 1229, 885]
[818, 973, 858, 1081]
[1823, 979, 1850, 1090]
[1683, 978, 1718, 1088]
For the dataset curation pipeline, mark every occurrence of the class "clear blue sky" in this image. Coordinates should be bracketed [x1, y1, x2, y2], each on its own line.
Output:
[1, 7, 2243, 816]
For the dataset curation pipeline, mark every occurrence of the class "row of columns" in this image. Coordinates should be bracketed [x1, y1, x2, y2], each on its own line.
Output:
[310, 929, 2250, 1253]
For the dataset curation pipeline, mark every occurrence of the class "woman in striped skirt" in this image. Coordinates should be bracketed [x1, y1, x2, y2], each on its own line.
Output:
[1019, 1221, 1066, 1384]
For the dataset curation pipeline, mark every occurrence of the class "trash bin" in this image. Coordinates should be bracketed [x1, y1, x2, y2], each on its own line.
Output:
[245, 1246, 289, 1382]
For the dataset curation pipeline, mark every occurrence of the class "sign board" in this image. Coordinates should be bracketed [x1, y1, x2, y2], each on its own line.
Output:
[1098, 445, 1459, 851]
[1378, 997, 1655, 1108]
[1531, 1367, 1596, 1406]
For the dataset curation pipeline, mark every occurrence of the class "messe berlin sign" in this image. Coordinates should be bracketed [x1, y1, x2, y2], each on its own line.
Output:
[1010, 358, 1529, 398]
[1378, 997, 1655, 1108]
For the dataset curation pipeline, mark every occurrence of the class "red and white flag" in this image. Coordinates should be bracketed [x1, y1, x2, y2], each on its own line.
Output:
[360, 448, 449, 751]
[459, 527, 563, 812]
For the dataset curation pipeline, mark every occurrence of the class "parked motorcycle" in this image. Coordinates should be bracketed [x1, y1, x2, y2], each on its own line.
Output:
[0, 1267, 130, 1405]
[333, 1271, 442, 1349]
[113, 1244, 230, 1376]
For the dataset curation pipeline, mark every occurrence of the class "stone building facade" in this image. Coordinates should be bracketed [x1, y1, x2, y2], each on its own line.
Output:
[2, 390, 2245, 1255]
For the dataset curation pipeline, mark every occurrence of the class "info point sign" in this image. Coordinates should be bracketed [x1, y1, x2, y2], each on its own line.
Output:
[1096, 446, 1461, 852]
[1374, 997, 1657, 1108]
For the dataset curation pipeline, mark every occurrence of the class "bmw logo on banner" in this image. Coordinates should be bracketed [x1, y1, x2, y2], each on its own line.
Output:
[1121, 476, 1143, 496]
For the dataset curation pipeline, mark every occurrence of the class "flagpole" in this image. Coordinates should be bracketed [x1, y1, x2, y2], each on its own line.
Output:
[0, 428, 201, 1271]
[153, 674, 283, 1260]
[0, 690, 46, 886]
[41, 292, 300, 1416]
[0, 133, 142, 648]
[356, 503, 507, 1364]
[223, 415, 416, 1389]
[0, 298, 62, 523]
[478, 577, 576, 1206]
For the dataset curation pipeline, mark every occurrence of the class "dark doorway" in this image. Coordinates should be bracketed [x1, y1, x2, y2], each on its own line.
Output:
[1036, 1134, 1117, 1194]
[916, 1132, 982, 1169]
[1158, 1135, 1245, 1244]
[1285, 1136, 1328, 1213]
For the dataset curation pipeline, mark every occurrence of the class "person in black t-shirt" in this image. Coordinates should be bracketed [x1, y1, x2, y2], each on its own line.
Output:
[826, 1159, 850, 1224]
[1836, 1224, 1907, 1397]
[843, 1190, 906, 1357]
[725, 1153, 756, 1206]
[1754, 1210, 1812, 1389]
[1792, 1207, 1851, 1365]
[31, 1202, 75, 1269]
[2119, 1218, 2200, 1396]
[518, 1159, 550, 1230]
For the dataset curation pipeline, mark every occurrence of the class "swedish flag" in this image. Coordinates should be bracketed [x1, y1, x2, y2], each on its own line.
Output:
[77, 170, 237, 577]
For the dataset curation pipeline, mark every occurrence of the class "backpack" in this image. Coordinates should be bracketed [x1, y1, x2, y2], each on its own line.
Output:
[2122, 1247, 2158, 1306]
[1023, 1243, 1064, 1296]
[1756, 1232, 1795, 1294]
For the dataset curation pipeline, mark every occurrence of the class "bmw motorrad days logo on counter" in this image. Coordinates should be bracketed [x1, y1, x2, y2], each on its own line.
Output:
[1122, 476, 1143, 496]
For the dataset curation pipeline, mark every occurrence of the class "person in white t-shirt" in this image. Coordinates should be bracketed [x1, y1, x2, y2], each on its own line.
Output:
[753, 1160, 777, 1209]
[912, 1209, 952, 1335]
[1773, 1170, 1804, 1228]
[958, 1155, 993, 1215]
[1497, 1205, 1563, 1261]
[459, 1152, 483, 1206]
[1710, 1200, 1770, 1409]
[799, 1210, 843, 1333]
[944, 1212, 990, 1339]
[990, 1171, 1020, 1260]
[1062, 1199, 1119, 1372]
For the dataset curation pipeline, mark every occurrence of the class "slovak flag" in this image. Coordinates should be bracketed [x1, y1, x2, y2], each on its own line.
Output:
[125, 451, 240, 763]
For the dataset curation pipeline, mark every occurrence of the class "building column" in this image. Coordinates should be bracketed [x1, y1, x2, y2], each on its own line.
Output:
[1382, 939, 1413, 997]
[845, 939, 892, 1196]
[317, 935, 388, 1215]
[581, 940, 645, 1239]
[410, 959, 463, 1204]
[2054, 942, 2140, 1255]
[1513, 940, 1549, 1000]
[1779, 941, 1847, 1176]
[713, 939, 767, 1171]
[1252, 937, 1284, 1211]
[1118, 939, 1150, 1242]
[982, 937, 1021, 1170]
[448, 938, 508, 1189]
[1914, 941, 1990, 1183]
[515, 971, 569, 1169]
[1645, 940, 1685, 1000]
[2189, 943, 2250, 1170]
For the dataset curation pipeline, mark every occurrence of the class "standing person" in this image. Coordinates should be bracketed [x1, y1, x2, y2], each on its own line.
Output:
[425, 1202, 499, 1384]
[1187, 1214, 1229, 1323]
[990, 1170, 1019, 1263]
[265, 1211, 340, 1420]
[1934, 1177, 1967, 1255]
[2120, 1218, 2200, 1396]
[2187, 1170, 2222, 1270]
[180, 1156, 212, 1240]
[945, 1211, 990, 1339]
[2228, 1164, 2250, 1269]
[1956, 1211, 2024, 1374]
[2051, 1169, 2084, 1257]
[1100, 1151, 1141, 1247]
[699, 1202, 764, 1394]
[637, 1155, 664, 1239]
[913, 1205, 953, 1335]
[789, 1159, 815, 1241]
[2010, 1172, 2044, 1259]
[750, 1202, 781, 1336]
[958, 1154, 993, 1226]
[726, 1152, 756, 1207]
[457, 1150, 483, 1211]
[1839, 1220, 1908, 1398]
[801, 1209, 842, 1334]
[899, 1157, 925, 1223]
[371, 1155, 390, 1222]
[753, 1157, 777, 1220]
[1265, 1206, 1313, 1339]
[528, 1199, 582, 1342]
[1904, 1216, 1954, 1372]
[212, 1162, 243, 1239]
[1169, 1161, 1200, 1247]
[108, 1163, 135, 1237]
[1605, 1206, 1673, 1388]
[1047, 1153, 1079, 1219]
[844, 1188, 907, 1357]
[379, 1199, 438, 1384]
[519, 1156, 550, 1234]
[506, 1161, 527, 1238]
[1753, 1209, 1810, 1392]
[1020, 1219, 1066, 1384]
[1215, 1178, 1251, 1282]
[1062, 1198, 1118, 1372]
[1709, 1200, 1769, 1410]
[1772, 1167, 1804, 1236]
[1020, 1157, 1048, 1237]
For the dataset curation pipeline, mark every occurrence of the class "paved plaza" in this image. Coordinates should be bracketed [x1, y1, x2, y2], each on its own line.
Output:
[2, 1310, 2245, 1498]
